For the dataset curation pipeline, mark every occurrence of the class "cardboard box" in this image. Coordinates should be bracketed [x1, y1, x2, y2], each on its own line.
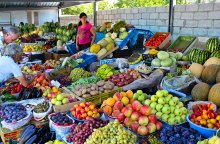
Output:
[52, 53, 70, 61]
[52, 87, 85, 113]
[146, 32, 173, 50]
[0, 126, 23, 144]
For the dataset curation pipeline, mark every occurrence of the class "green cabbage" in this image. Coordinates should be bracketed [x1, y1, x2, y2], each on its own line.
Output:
[161, 58, 173, 67]
[151, 58, 161, 67]
[119, 31, 128, 40]
[168, 52, 177, 59]
[157, 51, 169, 60]
[176, 52, 183, 60]
[105, 33, 111, 37]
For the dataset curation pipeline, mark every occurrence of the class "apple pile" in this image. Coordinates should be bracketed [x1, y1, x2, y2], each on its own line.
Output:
[70, 102, 102, 120]
[22, 64, 42, 75]
[190, 103, 220, 129]
[32, 73, 50, 88]
[132, 90, 148, 104]
[101, 90, 134, 118]
[145, 90, 189, 125]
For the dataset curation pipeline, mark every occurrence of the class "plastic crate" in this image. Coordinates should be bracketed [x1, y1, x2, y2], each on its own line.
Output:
[66, 43, 78, 55]
[117, 29, 137, 49]
[167, 36, 197, 53]
[83, 88, 122, 105]
[75, 54, 97, 68]
[94, 32, 106, 44]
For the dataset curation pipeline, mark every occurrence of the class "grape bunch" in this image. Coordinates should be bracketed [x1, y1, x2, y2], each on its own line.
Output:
[66, 118, 109, 144]
[84, 121, 137, 144]
[50, 112, 73, 126]
[0, 103, 27, 123]
[160, 125, 204, 144]
[56, 75, 72, 86]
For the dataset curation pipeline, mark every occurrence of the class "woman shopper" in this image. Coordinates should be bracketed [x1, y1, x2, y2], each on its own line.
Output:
[0, 43, 31, 87]
[76, 12, 96, 51]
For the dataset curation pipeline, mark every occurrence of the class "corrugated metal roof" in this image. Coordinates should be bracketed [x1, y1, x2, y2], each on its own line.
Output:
[0, 2, 61, 8]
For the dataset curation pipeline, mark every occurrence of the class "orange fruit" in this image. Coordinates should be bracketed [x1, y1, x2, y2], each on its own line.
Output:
[126, 90, 133, 99]
[106, 98, 116, 107]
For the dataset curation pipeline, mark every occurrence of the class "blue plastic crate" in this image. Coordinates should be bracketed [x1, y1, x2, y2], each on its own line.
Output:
[94, 32, 105, 44]
[66, 42, 78, 55]
[117, 29, 137, 49]
[75, 54, 97, 68]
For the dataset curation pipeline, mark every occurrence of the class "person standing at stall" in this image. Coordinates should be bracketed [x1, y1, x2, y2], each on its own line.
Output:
[76, 12, 96, 51]
[0, 43, 31, 87]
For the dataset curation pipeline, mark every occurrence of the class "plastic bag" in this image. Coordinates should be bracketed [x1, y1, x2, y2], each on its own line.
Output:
[1, 111, 32, 130]
[116, 58, 129, 69]
[123, 69, 164, 91]
[33, 102, 52, 121]
[187, 101, 217, 111]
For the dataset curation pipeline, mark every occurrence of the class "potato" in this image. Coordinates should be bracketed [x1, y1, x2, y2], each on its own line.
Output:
[103, 84, 113, 90]
[104, 90, 112, 93]
[82, 94, 91, 98]
[95, 86, 99, 91]
[91, 86, 95, 91]
[90, 91, 99, 96]
[75, 91, 82, 96]
[99, 87, 104, 92]
[81, 89, 87, 95]
[114, 86, 119, 90]
[97, 80, 105, 86]
[87, 88, 91, 93]
[75, 85, 82, 90]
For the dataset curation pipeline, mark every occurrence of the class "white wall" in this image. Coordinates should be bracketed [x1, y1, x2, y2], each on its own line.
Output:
[11, 11, 28, 25]
[38, 9, 58, 26]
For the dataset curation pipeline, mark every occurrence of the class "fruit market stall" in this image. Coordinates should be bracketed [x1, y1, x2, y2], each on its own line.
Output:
[2, 16, 220, 144]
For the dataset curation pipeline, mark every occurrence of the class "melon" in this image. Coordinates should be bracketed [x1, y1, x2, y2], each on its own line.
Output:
[208, 83, 220, 107]
[191, 82, 210, 101]
[90, 44, 101, 53]
[201, 64, 220, 84]
[97, 48, 107, 57]
[203, 57, 220, 67]
[97, 39, 108, 48]
[216, 71, 220, 83]
[188, 63, 204, 78]
[104, 37, 114, 44]
[106, 43, 114, 51]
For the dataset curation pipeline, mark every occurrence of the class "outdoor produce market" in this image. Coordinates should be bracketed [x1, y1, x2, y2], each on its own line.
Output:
[0, 0, 220, 144]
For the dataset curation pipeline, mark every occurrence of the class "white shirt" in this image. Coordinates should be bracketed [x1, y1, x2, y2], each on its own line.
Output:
[0, 56, 23, 83]
[0, 32, 4, 56]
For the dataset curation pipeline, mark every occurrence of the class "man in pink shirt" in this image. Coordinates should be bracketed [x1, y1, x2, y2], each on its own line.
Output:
[76, 13, 96, 51]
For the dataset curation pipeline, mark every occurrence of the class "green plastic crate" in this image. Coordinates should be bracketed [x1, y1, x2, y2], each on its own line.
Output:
[167, 36, 197, 54]
[83, 88, 122, 105]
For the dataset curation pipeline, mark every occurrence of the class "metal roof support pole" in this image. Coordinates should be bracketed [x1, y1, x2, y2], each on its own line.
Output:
[58, 8, 60, 23]
[93, 0, 98, 27]
[168, 0, 176, 34]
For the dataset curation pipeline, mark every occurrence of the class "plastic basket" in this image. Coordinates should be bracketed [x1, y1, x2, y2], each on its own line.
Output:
[167, 36, 197, 53]
[94, 32, 106, 44]
[186, 115, 217, 138]
[117, 29, 137, 49]
[75, 54, 97, 68]
[83, 88, 122, 105]
[33, 102, 52, 121]
[66, 43, 78, 55]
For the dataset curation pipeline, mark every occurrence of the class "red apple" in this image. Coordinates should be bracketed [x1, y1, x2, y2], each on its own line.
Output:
[138, 115, 149, 126]
[137, 125, 148, 136]
[155, 121, 163, 130]
[123, 107, 133, 118]
[113, 101, 124, 111]
[124, 117, 132, 127]
[132, 100, 142, 111]
[140, 105, 151, 116]
[112, 110, 121, 118]
[131, 111, 141, 121]
[148, 114, 157, 124]
[146, 123, 157, 133]
[117, 113, 125, 123]
[130, 121, 140, 133]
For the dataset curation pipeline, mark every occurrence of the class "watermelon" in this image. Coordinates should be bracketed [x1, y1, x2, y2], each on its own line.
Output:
[211, 51, 220, 58]
[206, 37, 220, 53]
[189, 48, 210, 64]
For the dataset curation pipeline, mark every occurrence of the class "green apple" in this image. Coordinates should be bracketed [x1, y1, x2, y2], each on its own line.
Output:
[177, 102, 184, 107]
[162, 90, 169, 97]
[164, 104, 169, 107]
[133, 93, 139, 100]
[62, 98, 69, 104]
[151, 109, 157, 114]
[150, 102, 157, 109]
[51, 98, 57, 104]
[156, 104, 163, 112]
[172, 97, 179, 103]
[168, 117, 177, 125]
[144, 99, 151, 106]
[156, 112, 163, 119]
[175, 105, 180, 109]
[175, 116, 181, 123]
[165, 95, 172, 103]
[57, 93, 65, 101]
[162, 114, 169, 122]
[32, 71, 37, 75]
[156, 90, 164, 98]
[180, 107, 187, 114]
[181, 114, 187, 122]
[169, 100, 176, 106]
[55, 101, 62, 106]
[169, 113, 175, 118]
[174, 109, 182, 116]
[143, 93, 148, 99]
[170, 106, 175, 113]
[137, 90, 143, 95]
[151, 95, 158, 102]
[162, 106, 171, 114]
[158, 97, 166, 105]
[138, 95, 145, 102]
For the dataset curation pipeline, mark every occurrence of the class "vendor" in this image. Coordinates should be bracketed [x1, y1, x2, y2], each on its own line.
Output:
[0, 43, 31, 87]
[0, 26, 20, 55]
[76, 12, 96, 51]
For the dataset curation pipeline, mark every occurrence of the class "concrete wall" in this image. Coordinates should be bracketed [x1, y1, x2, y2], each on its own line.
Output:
[60, 3, 220, 38]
